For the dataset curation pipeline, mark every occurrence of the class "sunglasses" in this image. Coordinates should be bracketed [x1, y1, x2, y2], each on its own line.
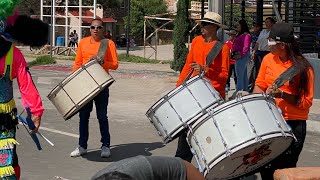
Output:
[90, 26, 103, 30]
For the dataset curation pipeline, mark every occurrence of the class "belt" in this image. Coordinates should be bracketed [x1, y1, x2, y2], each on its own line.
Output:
[0, 110, 18, 130]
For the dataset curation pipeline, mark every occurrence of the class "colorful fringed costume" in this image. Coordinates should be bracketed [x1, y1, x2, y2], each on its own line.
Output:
[0, 0, 49, 179]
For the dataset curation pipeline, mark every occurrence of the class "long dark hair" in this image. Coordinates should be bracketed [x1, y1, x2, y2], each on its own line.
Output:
[286, 39, 312, 97]
[237, 19, 250, 37]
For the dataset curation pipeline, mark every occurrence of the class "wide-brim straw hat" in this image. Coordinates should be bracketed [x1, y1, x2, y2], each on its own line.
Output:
[195, 12, 228, 29]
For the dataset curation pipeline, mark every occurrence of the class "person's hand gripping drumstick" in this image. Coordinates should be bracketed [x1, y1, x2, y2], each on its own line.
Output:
[190, 62, 205, 74]
[266, 84, 283, 98]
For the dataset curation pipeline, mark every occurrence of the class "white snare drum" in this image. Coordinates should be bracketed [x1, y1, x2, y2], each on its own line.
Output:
[146, 75, 223, 143]
[187, 94, 294, 179]
[48, 60, 114, 120]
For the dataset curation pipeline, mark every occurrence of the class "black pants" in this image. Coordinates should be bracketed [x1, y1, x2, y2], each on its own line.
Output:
[227, 64, 237, 87]
[259, 120, 307, 180]
[175, 131, 193, 162]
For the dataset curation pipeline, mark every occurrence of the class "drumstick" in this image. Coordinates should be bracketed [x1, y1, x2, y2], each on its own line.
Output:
[37, 132, 55, 146]
[181, 69, 194, 84]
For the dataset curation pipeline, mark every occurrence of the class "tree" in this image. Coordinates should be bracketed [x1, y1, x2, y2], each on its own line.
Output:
[171, 0, 190, 72]
[124, 0, 167, 41]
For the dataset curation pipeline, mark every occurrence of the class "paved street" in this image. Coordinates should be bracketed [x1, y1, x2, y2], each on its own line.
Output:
[12, 61, 320, 180]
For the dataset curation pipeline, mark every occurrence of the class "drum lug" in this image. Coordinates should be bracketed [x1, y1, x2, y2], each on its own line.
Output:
[201, 109, 207, 115]
[208, 109, 232, 157]
[267, 101, 287, 137]
[190, 148, 203, 173]
[239, 98, 262, 143]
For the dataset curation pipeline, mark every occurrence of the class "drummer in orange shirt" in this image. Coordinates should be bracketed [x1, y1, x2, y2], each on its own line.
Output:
[175, 12, 230, 162]
[70, 18, 118, 158]
[253, 22, 314, 180]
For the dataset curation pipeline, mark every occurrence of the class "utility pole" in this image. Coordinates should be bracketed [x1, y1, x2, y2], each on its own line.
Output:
[201, 0, 205, 18]
[50, 0, 53, 58]
[126, 0, 131, 57]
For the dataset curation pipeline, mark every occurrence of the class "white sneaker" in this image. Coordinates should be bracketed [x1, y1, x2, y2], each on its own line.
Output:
[101, 146, 111, 158]
[70, 147, 87, 157]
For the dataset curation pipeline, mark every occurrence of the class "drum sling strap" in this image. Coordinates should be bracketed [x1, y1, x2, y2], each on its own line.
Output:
[96, 39, 109, 64]
[273, 64, 303, 88]
[183, 40, 224, 82]
[206, 41, 224, 66]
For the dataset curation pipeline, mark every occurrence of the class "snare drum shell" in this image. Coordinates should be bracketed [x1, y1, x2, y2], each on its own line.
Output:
[146, 75, 223, 143]
[48, 60, 114, 120]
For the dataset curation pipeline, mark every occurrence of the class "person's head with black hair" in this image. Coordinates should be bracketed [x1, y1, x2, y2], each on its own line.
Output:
[92, 171, 134, 180]
[236, 19, 250, 37]
[0, 0, 49, 58]
[265, 17, 276, 30]
[90, 18, 104, 40]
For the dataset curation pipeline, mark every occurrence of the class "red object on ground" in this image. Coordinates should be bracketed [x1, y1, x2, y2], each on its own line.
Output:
[14, 164, 21, 180]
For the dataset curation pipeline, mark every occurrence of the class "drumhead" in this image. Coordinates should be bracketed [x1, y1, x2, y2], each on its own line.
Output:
[47, 60, 114, 120]
[213, 94, 273, 115]
[47, 61, 91, 97]
[204, 134, 293, 179]
[146, 75, 205, 115]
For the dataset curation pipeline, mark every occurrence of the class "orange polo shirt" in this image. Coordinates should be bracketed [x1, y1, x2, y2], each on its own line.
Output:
[255, 53, 314, 120]
[176, 36, 230, 98]
[72, 37, 119, 73]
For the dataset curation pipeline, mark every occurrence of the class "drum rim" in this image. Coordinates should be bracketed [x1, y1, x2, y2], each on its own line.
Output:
[199, 134, 293, 179]
[146, 75, 221, 116]
[217, 94, 274, 112]
[190, 94, 276, 132]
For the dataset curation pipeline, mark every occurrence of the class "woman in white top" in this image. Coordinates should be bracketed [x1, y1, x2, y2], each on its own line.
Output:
[249, 17, 276, 90]
[251, 17, 276, 60]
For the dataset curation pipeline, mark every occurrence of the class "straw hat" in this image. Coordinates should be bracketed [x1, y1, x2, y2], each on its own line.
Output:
[195, 12, 227, 29]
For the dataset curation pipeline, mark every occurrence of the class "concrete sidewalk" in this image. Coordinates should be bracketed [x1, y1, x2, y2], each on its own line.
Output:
[30, 58, 320, 135]
[14, 59, 319, 180]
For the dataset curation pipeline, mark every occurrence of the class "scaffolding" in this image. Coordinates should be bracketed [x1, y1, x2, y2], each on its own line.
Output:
[143, 5, 206, 60]
[143, 12, 175, 60]
[40, 0, 97, 50]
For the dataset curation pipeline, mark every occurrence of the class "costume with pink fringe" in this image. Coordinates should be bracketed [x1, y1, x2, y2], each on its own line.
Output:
[0, 0, 48, 179]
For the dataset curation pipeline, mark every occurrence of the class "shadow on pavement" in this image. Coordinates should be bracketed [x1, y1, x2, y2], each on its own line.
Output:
[83, 142, 165, 162]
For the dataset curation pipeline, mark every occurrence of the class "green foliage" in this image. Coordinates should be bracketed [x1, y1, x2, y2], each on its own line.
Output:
[224, 4, 254, 30]
[82, 0, 119, 7]
[171, 0, 190, 72]
[28, 55, 56, 67]
[118, 54, 171, 64]
[124, 0, 167, 39]
[0, 0, 20, 17]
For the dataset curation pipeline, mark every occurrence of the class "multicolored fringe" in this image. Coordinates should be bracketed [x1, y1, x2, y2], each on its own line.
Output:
[0, 99, 15, 114]
[0, 129, 17, 179]
[0, 166, 15, 179]
[0, 139, 18, 150]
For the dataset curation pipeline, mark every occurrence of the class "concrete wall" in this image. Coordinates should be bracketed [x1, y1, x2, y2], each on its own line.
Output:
[308, 58, 320, 99]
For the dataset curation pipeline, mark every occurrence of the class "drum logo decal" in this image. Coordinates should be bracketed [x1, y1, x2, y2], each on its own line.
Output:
[231, 143, 272, 174]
